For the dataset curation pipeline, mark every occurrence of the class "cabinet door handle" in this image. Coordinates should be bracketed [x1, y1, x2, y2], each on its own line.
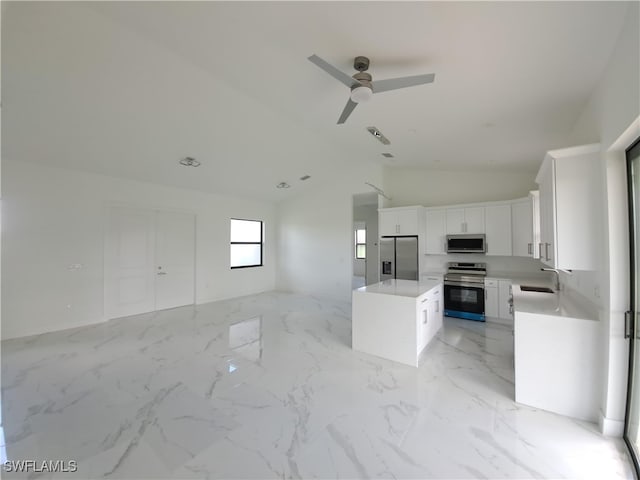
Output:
[527, 243, 532, 255]
[423, 312, 428, 324]
[625, 311, 633, 339]
[545, 243, 550, 261]
[485, 290, 487, 299]
[538, 243, 543, 258]
[435, 300, 439, 312]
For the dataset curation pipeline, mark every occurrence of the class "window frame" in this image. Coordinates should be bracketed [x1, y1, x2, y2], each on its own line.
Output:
[230, 218, 264, 269]
[355, 228, 366, 260]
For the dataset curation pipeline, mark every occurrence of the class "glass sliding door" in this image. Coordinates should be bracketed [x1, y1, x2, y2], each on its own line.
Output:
[625, 137, 640, 473]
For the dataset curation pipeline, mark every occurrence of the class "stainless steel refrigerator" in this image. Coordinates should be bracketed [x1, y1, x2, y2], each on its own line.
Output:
[379, 236, 419, 281]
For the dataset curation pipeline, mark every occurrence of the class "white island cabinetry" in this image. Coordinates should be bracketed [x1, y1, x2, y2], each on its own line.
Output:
[352, 279, 443, 367]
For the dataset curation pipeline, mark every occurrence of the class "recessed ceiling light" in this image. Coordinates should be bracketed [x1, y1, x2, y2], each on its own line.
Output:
[300, 175, 311, 181]
[276, 182, 290, 189]
[382, 153, 394, 158]
[366, 126, 390, 145]
[179, 156, 201, 167]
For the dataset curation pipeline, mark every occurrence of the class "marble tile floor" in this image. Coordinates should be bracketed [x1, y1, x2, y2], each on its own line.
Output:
[1, 291, 634, 479]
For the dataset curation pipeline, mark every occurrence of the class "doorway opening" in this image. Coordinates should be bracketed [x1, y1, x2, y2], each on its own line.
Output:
[352, 193, 379, 289]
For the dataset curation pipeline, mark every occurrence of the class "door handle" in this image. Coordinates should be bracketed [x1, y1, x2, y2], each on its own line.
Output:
[625, 310, 634, 339]
[157, 272, 167, 275]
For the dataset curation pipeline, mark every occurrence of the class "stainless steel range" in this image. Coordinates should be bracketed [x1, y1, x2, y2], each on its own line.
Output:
[444, 262, 487, 321]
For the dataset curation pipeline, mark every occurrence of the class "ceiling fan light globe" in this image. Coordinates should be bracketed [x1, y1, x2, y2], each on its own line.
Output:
[350, 85, 372, 104]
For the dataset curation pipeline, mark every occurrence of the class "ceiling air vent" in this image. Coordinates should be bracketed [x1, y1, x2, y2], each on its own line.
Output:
[382, 153, 394, 158]
[366, 126, 390, 145]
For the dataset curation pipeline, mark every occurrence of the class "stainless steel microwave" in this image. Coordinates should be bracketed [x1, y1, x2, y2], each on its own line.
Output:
[446, 234, 486, 254]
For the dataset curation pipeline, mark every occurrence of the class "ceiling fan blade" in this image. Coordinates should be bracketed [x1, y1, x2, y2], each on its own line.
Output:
[337, 98, 358, 124]
[371, 73, 435, 94]
[308, 54, 361, 89]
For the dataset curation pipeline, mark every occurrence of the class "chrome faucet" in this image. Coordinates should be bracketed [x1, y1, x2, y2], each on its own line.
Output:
[541, 268, 561, 292]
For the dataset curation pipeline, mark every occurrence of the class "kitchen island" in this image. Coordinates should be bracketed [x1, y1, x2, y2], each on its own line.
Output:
[352, 279, 443, 367]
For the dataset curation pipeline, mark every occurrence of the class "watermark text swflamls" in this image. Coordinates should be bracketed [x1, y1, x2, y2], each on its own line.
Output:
[3, 460, 78, 473]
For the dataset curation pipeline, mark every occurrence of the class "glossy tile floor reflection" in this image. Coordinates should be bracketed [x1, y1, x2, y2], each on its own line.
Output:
[1, 292, 634, 479]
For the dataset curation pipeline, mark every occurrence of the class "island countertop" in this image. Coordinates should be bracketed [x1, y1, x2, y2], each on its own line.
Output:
[354, 279, 441, 298]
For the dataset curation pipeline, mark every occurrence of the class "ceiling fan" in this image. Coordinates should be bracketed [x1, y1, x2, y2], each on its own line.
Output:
[308, 54, 435, 124]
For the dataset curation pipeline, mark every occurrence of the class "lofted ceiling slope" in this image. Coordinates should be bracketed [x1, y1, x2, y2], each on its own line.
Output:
[2, 1, 631, 202]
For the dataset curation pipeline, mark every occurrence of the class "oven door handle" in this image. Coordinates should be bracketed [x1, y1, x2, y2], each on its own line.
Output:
[444, 281, 485, 289]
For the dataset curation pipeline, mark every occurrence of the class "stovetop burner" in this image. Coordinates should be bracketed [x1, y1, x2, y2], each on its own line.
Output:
[444, 262, 487, 285]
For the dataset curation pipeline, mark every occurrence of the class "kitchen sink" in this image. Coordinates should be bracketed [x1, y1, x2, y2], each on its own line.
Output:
[520, 285, 555, 293]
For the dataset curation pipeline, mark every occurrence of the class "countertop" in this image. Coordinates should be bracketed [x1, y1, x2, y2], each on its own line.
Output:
[512, 282, 599, 321]
[354, 279, 441, 298]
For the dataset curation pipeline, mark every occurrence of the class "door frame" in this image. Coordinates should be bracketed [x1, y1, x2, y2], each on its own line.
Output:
[103, 202, 197, 320]
[624, 136, 640, 475]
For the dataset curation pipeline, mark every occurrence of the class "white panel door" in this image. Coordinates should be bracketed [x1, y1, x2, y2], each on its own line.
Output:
[155, 211, 196, 311]
[105, 207, 156, 319]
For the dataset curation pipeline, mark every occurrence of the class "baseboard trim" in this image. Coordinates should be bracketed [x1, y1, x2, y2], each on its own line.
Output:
[600, 412, 625, 437]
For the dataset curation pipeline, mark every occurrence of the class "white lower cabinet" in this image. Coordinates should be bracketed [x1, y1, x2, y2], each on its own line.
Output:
[498, 280, 513, 319]
[418, 286, 443, 355]
[484, 278, 513, 323]
[484, 279, 499, 318]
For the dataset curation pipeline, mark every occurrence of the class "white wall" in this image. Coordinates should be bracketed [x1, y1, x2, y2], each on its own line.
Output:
[567, 1, 639, 436]
[276, 165, 384, 302]
[384, 167, 537, 207]
[2, 160, 276, 339]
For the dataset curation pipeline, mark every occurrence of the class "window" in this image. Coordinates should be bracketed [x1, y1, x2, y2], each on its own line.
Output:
[355, 228, 366, 259]
[230, 218, 263, 268]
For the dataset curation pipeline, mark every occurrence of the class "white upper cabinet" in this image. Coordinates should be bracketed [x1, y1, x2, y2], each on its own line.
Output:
[485, 204, 512, 256]
[445, 207, 485, 234]
[379, 207, 421, 236]
[535, 144, 600, 270]
[464, 207, 485, 234]
[511, 197, 534, 257]
[445, 208, 465, 234]
[425, 209, 446, 254]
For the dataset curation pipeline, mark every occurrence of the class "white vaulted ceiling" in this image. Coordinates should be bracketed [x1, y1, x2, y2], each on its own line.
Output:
[2, 1, 631, 201]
